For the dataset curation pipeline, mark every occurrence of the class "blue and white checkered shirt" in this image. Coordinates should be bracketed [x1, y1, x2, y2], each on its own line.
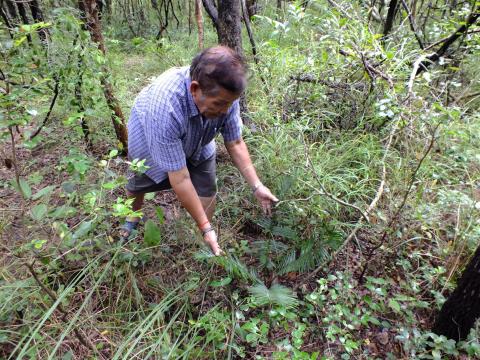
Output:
[127, 66, 242, 183]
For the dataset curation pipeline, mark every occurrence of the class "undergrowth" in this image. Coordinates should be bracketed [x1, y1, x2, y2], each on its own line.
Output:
[1, 0, 480, 358]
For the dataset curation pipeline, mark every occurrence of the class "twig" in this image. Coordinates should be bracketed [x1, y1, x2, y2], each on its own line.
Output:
[424, 29, 480, 51]
[326, 0, 353, 20]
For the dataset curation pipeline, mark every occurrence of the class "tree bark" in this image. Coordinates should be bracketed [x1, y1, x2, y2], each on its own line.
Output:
[433, 244, 480, 341]
[78, 0, 128, 152]
[3, 0, 18, 21]
[246, 0, 257, 17]
[0, 3, 13, 38]
[195, 0, 204, 49]
[202, 0, 219, 31]
[383, 0, 399, 38]
[217, 0, 243, 54]
[15, 0, 32, 43]
[29, 0, 49, 44]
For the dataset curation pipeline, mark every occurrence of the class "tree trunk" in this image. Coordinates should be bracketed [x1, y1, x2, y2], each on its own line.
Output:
[0, 4, 13, 38]
[383, 0, 399, 38]
[3, 0, 18, 21]
[246, 0, 257, 17]
[217, 0, 243, 54]
[194, 0, 204, 49]
[78, 0, 128, 152]
[16, 1, 31, 43]
[433, 244, 480, 341]
[202, 0, 219, 31]
[29, 0, 49, 44]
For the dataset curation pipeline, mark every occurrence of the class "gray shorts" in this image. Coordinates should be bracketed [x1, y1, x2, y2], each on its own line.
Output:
[126, 155, 217, 197]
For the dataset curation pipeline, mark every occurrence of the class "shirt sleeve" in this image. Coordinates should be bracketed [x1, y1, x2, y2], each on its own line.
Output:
[221, 100, 243, 142]
[148, 98, 187, 172]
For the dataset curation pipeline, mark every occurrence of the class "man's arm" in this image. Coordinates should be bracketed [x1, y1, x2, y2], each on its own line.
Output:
[225, 139, 278, 214]
[168, 167, 222, 255]
[224, 139, 260, 188]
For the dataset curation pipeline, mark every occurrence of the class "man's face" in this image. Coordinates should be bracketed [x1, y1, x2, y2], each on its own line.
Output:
[190, 81, 240, 119]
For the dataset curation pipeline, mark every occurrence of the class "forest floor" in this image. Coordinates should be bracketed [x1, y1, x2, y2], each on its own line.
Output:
[2, 26, 480, 360]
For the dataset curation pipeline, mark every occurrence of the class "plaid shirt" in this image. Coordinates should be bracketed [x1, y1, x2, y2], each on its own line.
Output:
[127, 66, 242, 183]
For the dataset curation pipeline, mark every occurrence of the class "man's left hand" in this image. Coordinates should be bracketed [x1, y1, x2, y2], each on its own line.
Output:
[254, 185, 279, 216]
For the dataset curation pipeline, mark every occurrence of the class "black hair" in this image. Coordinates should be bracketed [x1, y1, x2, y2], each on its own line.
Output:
[190, 46, 247, 95]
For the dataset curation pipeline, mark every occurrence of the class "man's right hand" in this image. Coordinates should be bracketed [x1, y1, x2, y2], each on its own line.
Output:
[203, 229, 223, 256]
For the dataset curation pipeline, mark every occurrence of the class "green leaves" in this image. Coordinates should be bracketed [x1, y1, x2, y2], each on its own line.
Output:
[30, 204, 48, 221]
[248, 283, 298, 308]
[209, 277, 232, 287]
[143, 219, 161, 247]
[32, 185, 55, 200]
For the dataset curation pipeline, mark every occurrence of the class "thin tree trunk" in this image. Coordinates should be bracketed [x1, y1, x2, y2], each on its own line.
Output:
[383, 0, 399, 37]
[188, 0, 192, 34]
[0, 4, 13, 38]
[29, 0, 49, 44]
[433, 244, 480, 341]
[3, 0, 18, 21]
[16, 1, 32, 43]
[79, 0, 128, 152]
[195, 0, 204, 49]
[400, 0, 423, 49]
[202, 0, 219, 32]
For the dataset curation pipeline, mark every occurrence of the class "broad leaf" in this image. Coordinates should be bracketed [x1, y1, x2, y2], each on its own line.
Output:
[32, 185, 55, 200]
[73, 220, 94, 240]
[144, 219, 161, 247]
[31, 204, 47, 221]
[209, 277, 232, 287]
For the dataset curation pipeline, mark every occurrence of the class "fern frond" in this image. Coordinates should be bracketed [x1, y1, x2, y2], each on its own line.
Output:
[248, 283, 298, 308]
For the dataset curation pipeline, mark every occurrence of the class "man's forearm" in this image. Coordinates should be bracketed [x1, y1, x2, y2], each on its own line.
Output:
[225, 139, 261, 188]
[169, 168, 209, 228]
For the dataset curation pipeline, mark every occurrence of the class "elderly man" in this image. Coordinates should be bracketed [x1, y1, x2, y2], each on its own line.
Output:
[122, 46, 278, 255]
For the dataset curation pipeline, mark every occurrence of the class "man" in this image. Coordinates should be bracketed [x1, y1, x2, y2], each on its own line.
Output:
[122, 46, 278, 255]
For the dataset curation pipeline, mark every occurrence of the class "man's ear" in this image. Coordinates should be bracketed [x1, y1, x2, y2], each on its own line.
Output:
[190, 81, 201, 96]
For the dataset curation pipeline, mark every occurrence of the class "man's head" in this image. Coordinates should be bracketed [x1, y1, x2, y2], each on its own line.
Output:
[189, 46, 247, 119]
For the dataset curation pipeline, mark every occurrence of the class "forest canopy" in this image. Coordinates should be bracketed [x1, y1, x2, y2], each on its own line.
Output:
[1, 0, 480, 359]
